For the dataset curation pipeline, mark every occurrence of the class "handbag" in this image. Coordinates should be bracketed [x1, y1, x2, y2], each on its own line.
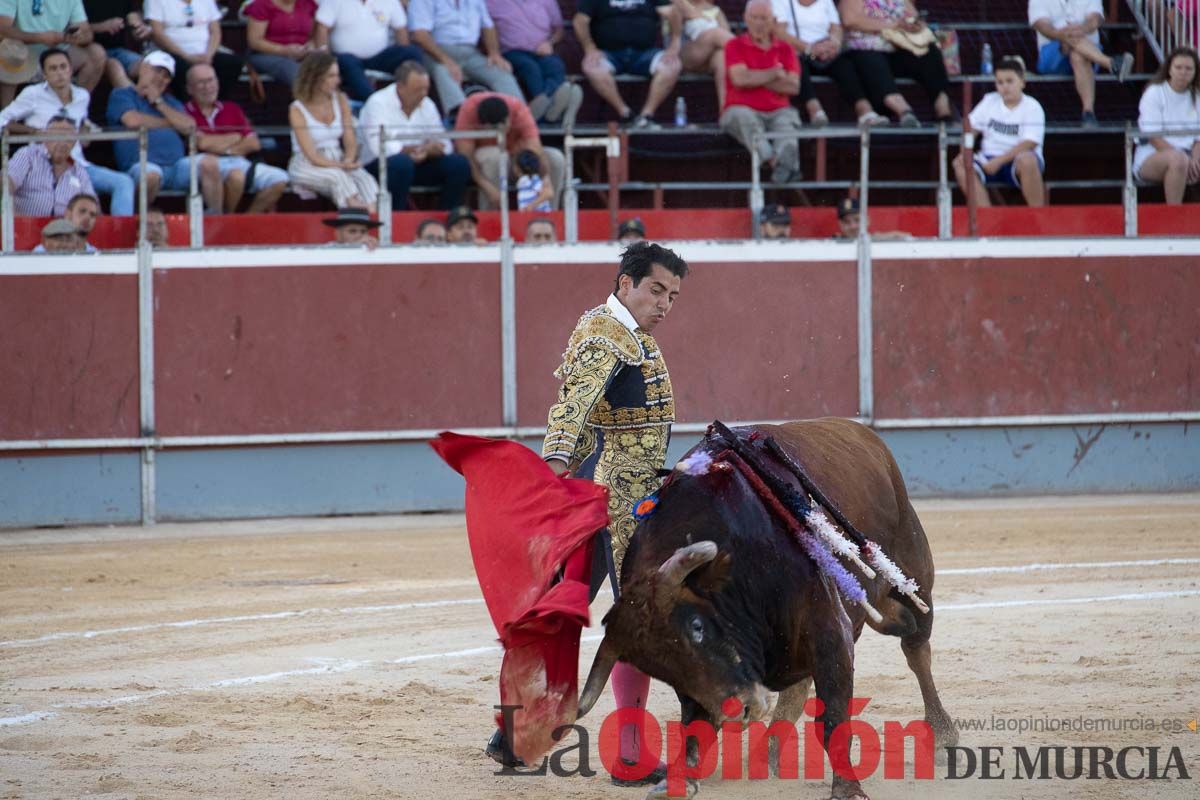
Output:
[935, 29, 961, 75]
[881, 24, 938, 57]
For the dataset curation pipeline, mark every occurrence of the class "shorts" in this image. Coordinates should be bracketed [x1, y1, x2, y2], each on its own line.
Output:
[602, 47, 664, 77]
[1037, 41, 1100, 75]
[126, 156, 206, 191]
[215, 156, 289, 192]
[107, 47, 143, 72]
[973, 152, 1044, 188]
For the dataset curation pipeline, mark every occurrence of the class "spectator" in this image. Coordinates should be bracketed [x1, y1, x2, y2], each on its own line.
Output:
[184, 63, 289, 212]
[573, 0, 682, 128]
[314, 0, 421, 102]
[835, 196, 911, 239]
[82, 0, 151, 89]
[0, 47, 135, 214]
[524, 215, 555, 242]
[514, 148, 549, 211]
[758, 202, 790, 238]
[446, 204, 485, 242]
[65, 190, 100, 250]
[720, 0, 802, 185]
[773, 0, 884, 126]
[675, 0, 734, 109]
[839, 0, 953, 126]
[322, 206, 381, 247]
[145, 0, 243, 101]
[6, 116, 95, 216]
[106, 50, 226, 210]
[1029, 0, 1131, 126]
[486, 0, 581, 124]
[358, 61, 471, 209]
[617, 216, 645, 242]
[0, 0, 106, 102]
[954, 56, 1045, 208]
[1132, 46, 1200, 205]
[244, 0, 318, 90]
[287, 51, 378, 209]
[143, 204, 169, 245]
[453, 91, 564, 209]
[415, 216, 447, 242]
[37, 217, 82, 251]
[408, 0, 523, 116]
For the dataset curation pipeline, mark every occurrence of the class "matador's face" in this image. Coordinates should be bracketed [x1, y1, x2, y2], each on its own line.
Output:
[617, 263, 681, 333]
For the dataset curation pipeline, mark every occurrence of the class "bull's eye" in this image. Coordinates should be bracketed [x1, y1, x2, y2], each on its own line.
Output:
[689, 616, 704, 644]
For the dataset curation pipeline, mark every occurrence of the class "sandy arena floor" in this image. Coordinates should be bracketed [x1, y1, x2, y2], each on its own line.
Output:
[2, 495, 1198, 800]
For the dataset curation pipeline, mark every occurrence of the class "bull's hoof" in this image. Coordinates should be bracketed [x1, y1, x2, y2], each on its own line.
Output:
[644, 777, 698, 799]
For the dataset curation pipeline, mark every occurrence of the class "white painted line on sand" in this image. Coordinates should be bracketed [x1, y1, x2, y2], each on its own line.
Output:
[940, 557, 1200, 576]
[0, 598, 485, 648]
[1, 588, 1195, 731]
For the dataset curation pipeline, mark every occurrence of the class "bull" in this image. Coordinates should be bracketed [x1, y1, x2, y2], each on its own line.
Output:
[576, 418, 958, 799]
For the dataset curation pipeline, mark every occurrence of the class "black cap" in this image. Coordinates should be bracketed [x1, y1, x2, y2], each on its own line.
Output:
[838, 197, 860, 218]
[447, 206, 479, 227]
[759, 203, 791, 225]
[321, 208, 382, 228]
[617, 217, 645, 238]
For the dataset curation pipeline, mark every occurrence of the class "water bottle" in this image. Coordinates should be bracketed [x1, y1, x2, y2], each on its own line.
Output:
[674, 96, 688, 127]
[980, 43, 993, 75]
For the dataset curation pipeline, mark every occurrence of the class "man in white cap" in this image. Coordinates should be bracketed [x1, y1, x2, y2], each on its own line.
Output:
[37, 217, 83, 252]
[105, 49, 224, 211]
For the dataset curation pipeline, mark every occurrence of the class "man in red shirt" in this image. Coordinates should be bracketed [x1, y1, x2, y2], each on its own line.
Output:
[453, 90, 564, 209]
[720, 0, 802, 184]
[184, 63, 289, 213]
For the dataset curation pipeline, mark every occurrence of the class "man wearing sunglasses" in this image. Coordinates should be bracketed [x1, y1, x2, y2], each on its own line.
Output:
[0, 0, 107, 105]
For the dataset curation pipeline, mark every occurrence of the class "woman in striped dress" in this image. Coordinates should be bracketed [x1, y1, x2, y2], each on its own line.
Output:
[287, 52, 378, 209]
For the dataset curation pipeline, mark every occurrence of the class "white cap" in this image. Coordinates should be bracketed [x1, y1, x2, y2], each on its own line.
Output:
[143, 50, 175, 77]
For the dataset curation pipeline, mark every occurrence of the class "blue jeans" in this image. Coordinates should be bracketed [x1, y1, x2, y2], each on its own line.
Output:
[86, 163, 135, 216]
[365, 151, 471, 209]
[337, 45, 424, 101]
[503, 50, 565, 99]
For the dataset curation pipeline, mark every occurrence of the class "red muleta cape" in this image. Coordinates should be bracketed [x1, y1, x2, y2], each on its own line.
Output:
[430, 432, 609, 763]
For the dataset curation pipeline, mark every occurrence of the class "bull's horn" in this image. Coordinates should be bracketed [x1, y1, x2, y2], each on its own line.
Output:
[658, 541, 719, 587]
[577, 637, 618, 719]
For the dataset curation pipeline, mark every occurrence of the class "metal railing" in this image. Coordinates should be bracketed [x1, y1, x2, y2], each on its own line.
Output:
[1122, 122, 1200, 235]
[1127, 0, 1198, 63]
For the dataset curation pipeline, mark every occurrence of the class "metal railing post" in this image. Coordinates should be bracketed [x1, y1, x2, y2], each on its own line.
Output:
[857, 125, 874, 425]
[137, 127, 157, 523]
[499, 236, 516, 427]
[187, 132, 203, 247]
[937, 122, 952, 239]
[138, 129, 148, 246]
[498, 124, 510, 243]
[564, 134, 578, 242]
[1124, 124, 1138, 237]
[749, 131, 762, 241]
[376, 125, 392, 246]
[1, 129, 12, 253]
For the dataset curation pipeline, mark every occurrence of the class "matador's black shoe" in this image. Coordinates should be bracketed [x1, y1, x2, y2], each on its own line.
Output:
[610, 758, 668, 787]
[485, 728, 525, 769]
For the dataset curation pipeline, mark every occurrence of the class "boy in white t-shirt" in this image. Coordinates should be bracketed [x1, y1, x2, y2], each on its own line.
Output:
[953, 56, 1046, 207]
[1028, 0, 1131, 126]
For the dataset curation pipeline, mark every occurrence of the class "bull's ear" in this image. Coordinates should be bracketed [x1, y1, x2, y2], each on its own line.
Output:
[689, 550, 733, 596]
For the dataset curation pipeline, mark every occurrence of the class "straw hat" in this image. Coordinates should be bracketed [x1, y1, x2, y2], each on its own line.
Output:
[0, 39, 38, 85]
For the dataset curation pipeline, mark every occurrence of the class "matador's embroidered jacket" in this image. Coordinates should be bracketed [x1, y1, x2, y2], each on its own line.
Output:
[543, 295, 674, 574]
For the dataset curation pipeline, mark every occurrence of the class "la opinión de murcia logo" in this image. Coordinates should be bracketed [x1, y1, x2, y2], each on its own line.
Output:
[493, 699, 1192, 797]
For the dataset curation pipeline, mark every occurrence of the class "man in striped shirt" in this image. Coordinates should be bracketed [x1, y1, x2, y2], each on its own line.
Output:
[6, 116, 95, 217]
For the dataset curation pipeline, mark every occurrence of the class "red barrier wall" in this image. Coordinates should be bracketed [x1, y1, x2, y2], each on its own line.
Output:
[0, 275, 139, 439]
[1, 244, 1196, 443]
[154, 262, 503, 435]
[514, 260, 860, 428]
[872, 256, 1200, 418]
[11, 205, 1200, 250]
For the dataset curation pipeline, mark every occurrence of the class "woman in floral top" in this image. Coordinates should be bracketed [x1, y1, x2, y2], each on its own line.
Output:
[838, 0, 953, 126]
